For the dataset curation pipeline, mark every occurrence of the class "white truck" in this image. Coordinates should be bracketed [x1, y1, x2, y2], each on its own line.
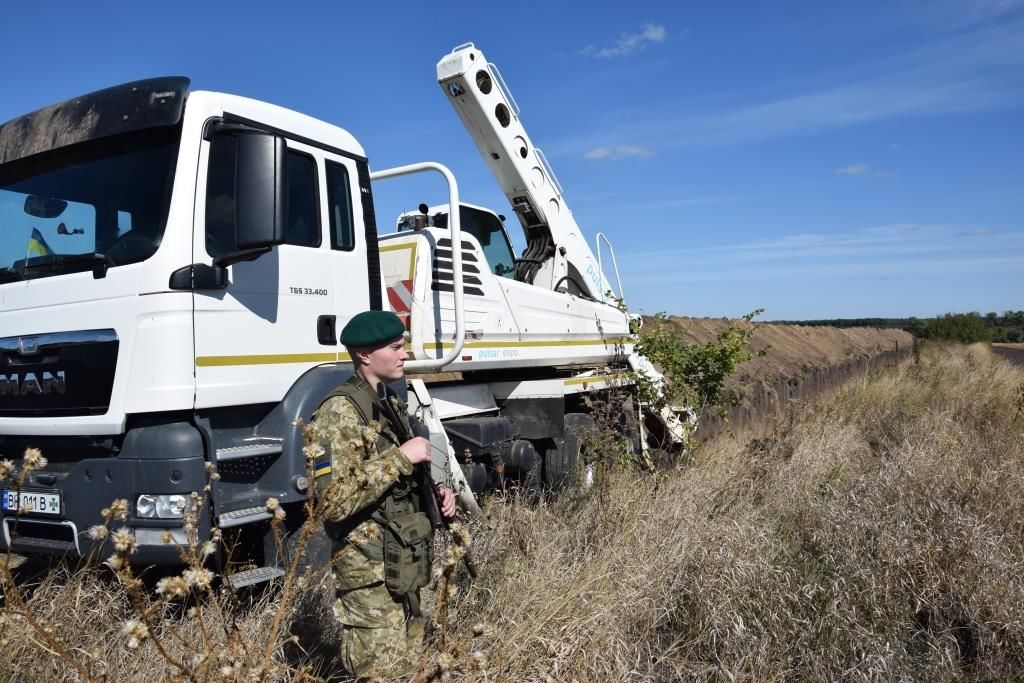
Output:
[0, 44, 684, 582]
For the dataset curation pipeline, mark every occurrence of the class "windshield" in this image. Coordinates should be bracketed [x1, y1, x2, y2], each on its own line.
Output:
[0, 126, 180, 281]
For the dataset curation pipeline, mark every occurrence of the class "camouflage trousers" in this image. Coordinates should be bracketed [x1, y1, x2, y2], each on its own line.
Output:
[335, 581, 425, 678]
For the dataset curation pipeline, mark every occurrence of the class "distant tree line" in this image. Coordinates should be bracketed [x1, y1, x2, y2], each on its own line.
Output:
[775, 311, 1024, 343]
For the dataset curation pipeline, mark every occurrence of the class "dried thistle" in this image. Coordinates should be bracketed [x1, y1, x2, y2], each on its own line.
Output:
[122, 619, 149, 648]
[104, 553, 126, 571]
[469, 650, 487, 670]
[102, 499, 129, 522]
[183, 567, 213, 590]
[21, 448, 46, 471]
[111, 527, 137, 554]
[155, 576, 190, 599]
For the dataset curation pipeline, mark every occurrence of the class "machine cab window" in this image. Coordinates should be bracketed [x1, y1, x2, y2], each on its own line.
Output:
[400, 204, 516, 279]
[460, 206, 516, 279]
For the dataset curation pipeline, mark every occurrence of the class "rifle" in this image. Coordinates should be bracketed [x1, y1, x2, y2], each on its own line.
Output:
[376, 383, 478, 579]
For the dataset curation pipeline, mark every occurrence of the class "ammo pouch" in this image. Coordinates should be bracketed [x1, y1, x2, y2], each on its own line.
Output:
[373, 510, 433, 596]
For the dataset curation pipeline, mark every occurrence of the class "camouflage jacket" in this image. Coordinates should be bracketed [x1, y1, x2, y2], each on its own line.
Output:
[309, 377, 416, 598]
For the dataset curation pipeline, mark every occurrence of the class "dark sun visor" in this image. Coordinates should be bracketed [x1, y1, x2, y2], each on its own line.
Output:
[0, 77, 190, 165]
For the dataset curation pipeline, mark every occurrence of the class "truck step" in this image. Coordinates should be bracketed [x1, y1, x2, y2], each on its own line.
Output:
[9, 535, 78, 556]
[224, 566, 285, 589]
[217, 506, 273, 529]
[216, 442, 283, 461]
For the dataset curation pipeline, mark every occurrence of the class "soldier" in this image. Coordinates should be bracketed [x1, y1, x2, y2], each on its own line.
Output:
[308, 310, 457, 678]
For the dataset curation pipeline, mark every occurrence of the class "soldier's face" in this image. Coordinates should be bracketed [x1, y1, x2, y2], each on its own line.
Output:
[362, 337, 408, 383]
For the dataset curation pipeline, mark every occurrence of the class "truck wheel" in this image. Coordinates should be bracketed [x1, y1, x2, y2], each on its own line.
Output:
[283, 519, 331, 582]
[520, 447, 544, 495]
[545, 413, 597, 490]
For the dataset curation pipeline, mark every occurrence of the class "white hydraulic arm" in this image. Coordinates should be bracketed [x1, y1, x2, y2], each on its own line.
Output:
[436, 43, 621, 303]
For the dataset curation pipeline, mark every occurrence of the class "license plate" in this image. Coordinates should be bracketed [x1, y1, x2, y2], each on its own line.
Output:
[2, 489, 62, 516]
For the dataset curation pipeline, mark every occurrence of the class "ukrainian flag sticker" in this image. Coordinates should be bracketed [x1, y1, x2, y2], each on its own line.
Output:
[314, 459, 332, 478]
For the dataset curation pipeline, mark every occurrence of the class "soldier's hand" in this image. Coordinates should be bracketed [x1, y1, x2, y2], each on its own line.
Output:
[437, 484, 457, 519]
[399, 436, 432, 465]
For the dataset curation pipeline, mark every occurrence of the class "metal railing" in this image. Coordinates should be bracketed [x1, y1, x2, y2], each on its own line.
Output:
[595, 232, 625, 303]
[369, 162, 463, 370]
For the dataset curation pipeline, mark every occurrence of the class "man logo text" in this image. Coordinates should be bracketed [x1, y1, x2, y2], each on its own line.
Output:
[0, 372, 67, 396]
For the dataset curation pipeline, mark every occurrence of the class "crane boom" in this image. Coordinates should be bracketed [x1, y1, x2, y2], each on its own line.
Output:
[437, 43, 621, 303]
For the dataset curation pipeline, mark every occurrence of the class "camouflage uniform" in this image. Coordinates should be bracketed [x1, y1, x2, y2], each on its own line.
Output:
[310, 375, 431, 678]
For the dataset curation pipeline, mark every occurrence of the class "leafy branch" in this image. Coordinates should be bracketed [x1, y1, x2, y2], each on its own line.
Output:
[634, 310, 765, 421]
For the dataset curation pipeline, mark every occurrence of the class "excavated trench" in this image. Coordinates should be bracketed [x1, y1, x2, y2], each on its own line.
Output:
[694, 345, 912, 441]
[647, 317, 915, 443]
[993, 344, 1024, 367]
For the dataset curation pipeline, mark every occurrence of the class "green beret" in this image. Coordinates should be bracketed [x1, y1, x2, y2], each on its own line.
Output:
[340, 311, 406, 347]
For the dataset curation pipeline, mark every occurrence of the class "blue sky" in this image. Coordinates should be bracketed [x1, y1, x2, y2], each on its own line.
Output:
[2, 1, 1020, 319]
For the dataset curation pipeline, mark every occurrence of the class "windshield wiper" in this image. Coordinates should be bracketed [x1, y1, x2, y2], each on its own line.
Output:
[17, 252, 117, 279]
[0, 267, 26, 284]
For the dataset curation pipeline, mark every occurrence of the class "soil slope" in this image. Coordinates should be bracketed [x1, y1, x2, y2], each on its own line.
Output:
[651, 316, 914, 439]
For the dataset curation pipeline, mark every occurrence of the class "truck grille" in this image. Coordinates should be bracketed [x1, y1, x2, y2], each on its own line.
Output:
[0, 329, 118, 417]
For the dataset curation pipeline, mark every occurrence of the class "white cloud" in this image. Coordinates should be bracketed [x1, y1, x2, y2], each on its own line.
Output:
[581, 23, 667, 59]
[835, 164, 895, 177]
[945, 0, 1022, 27]
[558, 19, 1024, 154]
[955, 226, 995, 236]
[617, 223, 1024, 286]
[643, 195, 740, 209]
[583, 145, 654, 160]
[836, 164, 869, 176]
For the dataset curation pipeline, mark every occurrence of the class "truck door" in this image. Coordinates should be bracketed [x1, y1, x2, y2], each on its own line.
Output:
[320, 151, 373, 343]
[192, 133, 339, 409]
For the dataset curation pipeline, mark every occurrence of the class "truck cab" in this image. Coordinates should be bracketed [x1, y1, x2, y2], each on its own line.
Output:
[0, 77, 380, 568]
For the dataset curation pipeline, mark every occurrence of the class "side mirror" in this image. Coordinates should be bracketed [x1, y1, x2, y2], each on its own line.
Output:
[235, 131, 287, 250]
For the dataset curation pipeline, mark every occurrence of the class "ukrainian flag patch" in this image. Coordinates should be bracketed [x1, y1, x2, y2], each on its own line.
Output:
[314, 459, 332, 478]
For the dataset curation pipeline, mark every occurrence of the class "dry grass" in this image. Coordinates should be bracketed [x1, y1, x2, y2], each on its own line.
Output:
[3, 343, 1023, 681]
[436, 343, 1024, 681]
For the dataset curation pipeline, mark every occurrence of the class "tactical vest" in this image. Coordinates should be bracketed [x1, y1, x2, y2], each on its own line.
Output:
[324, 376, 434, 605]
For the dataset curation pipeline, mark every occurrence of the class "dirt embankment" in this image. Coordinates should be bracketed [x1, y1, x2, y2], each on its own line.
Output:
[652, 317, 914, 440]
[993, 343, 1024, 366]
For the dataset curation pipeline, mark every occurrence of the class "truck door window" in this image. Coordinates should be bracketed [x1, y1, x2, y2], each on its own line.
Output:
[325, 161, 355, 251]
[205, 136, 321, 256]
[285, 151, 320, 247]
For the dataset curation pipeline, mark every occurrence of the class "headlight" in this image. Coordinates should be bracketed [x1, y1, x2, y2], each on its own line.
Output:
[136, 494, 188, 519]
[156, 494, 187, 518]
[136, 494, 157, 518]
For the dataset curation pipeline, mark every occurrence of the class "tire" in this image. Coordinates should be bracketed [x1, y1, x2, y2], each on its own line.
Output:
[520, 445, 544, 496]
[544, 413, 597, 490]
[611, 394, 642, 457]
[261, 511, 330, 582]
[284, 519, 332, 581]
